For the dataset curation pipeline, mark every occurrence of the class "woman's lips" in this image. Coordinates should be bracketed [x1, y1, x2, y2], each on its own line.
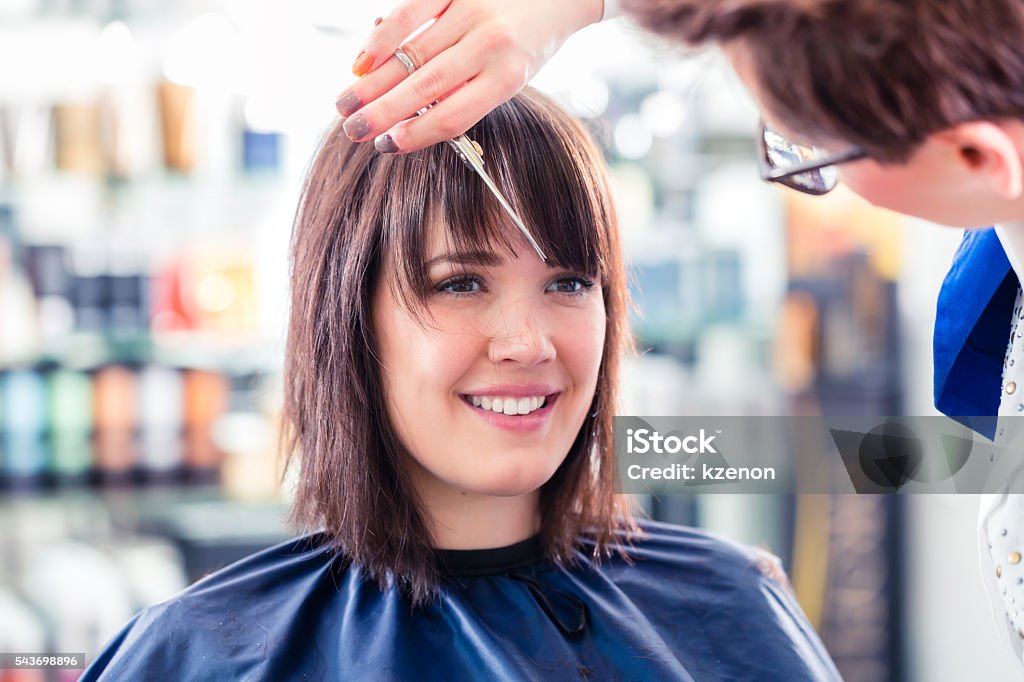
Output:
[460, 392, 560, 432]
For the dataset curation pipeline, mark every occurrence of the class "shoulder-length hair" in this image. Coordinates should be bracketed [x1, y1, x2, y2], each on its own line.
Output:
[283, 88, 636, 605]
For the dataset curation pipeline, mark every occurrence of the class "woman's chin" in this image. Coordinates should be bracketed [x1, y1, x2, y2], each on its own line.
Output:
[451, 463, 560, 498]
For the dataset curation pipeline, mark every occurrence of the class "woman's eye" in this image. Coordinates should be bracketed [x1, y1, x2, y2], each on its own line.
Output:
[437, 276, 483, 295]
[549, 276, 595, 295]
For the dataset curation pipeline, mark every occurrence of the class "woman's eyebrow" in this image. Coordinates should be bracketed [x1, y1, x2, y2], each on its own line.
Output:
[424, 251, 503, 268]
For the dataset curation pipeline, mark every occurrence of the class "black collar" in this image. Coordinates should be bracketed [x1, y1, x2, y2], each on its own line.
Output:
[436, 534, 542, 577]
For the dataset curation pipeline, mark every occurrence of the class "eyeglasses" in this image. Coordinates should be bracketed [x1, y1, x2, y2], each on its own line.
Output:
[758, 121, 868, 196]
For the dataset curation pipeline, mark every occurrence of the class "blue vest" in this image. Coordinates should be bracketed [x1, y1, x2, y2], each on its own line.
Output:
[933, 227, 1017, 438]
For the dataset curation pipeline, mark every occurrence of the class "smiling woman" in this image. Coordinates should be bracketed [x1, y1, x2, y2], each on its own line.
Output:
[287, 87, 632, 600]
[80, 89, 841, 681]
[373, 223, 608, 547]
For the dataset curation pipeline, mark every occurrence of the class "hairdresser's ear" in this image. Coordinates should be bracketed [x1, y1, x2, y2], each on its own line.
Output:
[933, 121, 1024, 199]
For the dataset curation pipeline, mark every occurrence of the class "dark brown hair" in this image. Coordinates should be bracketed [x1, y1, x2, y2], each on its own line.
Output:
[283, 88, 636, 605]
[624, 0, 1024, 162]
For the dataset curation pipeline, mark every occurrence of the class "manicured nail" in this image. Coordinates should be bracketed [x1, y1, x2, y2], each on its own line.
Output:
[352, 51, 373, 77]
[335, 91, 361, 117]
[374, 134, 400, 154]
[343, 114, 371, 140]
[374, 16, 383, 26]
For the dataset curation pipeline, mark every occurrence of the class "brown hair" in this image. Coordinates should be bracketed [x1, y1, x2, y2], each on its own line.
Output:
[283, 88, 636, 605]
[624, 0, 1024, 162]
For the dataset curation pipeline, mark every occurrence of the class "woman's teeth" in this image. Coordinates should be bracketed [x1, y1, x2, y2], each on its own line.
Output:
[467, 395, 548, 416]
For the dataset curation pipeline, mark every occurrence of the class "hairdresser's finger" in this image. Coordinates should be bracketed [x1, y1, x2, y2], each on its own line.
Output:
[352, 0, 454, 77]
[337, 54, 419, 119]
[372, 74, 516, 154]
[336, 6, 474, 118]
[342, 46, 485, 144]
[364, 25, 533, 151]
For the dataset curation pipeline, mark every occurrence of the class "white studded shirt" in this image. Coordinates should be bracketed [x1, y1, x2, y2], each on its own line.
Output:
[980, 222, 1024, 666]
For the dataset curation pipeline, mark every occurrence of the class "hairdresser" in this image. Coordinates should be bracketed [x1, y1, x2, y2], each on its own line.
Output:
[335, 0, 1024, 668]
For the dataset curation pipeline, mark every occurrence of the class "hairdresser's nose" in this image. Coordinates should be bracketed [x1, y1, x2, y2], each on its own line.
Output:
[486, 298, 556, 367]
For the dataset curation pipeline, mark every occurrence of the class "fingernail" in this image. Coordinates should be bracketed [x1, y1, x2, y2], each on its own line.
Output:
[335, 92, 361, 117]
[374, 16, 383, 26]
[374, 134, 400, 154]
[352, 51, 373, 77]
[343, 114, 371, 140]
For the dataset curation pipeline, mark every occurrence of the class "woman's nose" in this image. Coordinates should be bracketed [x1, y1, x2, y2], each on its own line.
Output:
[486, 299, 556, 367]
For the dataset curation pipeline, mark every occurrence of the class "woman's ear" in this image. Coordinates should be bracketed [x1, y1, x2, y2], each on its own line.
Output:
[933, 121, 1024, 199]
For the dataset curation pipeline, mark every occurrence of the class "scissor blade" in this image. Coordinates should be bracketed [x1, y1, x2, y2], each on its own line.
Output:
[448, 138, 547, 262]
[474, 168, 548, 262]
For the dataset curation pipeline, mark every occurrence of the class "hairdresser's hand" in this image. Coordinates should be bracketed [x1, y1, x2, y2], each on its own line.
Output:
[336, 0, 604, 153]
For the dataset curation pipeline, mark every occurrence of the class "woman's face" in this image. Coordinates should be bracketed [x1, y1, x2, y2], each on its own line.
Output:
[372, 222, 606, 511]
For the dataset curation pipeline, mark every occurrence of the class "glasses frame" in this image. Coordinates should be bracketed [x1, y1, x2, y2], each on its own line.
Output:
[758, 121, 868, 196]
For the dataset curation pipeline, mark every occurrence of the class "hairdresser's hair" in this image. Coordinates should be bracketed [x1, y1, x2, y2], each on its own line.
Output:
[283, 88, 636, 605]
[624, 0, 1024, 162]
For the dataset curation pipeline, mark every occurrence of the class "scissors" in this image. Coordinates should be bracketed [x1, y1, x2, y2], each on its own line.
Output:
[393, 49, 547, 262]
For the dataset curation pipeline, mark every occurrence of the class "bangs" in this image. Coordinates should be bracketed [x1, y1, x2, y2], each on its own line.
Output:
[372, 90, 615, 312]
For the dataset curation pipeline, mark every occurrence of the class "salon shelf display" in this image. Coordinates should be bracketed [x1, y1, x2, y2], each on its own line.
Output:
[0, 489, 290, 681]
[0, 8, 295, 504]
[0, 224, 279, 495]
[0, 363, 279, 492]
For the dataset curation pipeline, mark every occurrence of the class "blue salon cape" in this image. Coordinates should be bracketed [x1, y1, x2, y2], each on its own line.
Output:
[80, 519, 840, 681]
[934, 228, 1017, 438]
